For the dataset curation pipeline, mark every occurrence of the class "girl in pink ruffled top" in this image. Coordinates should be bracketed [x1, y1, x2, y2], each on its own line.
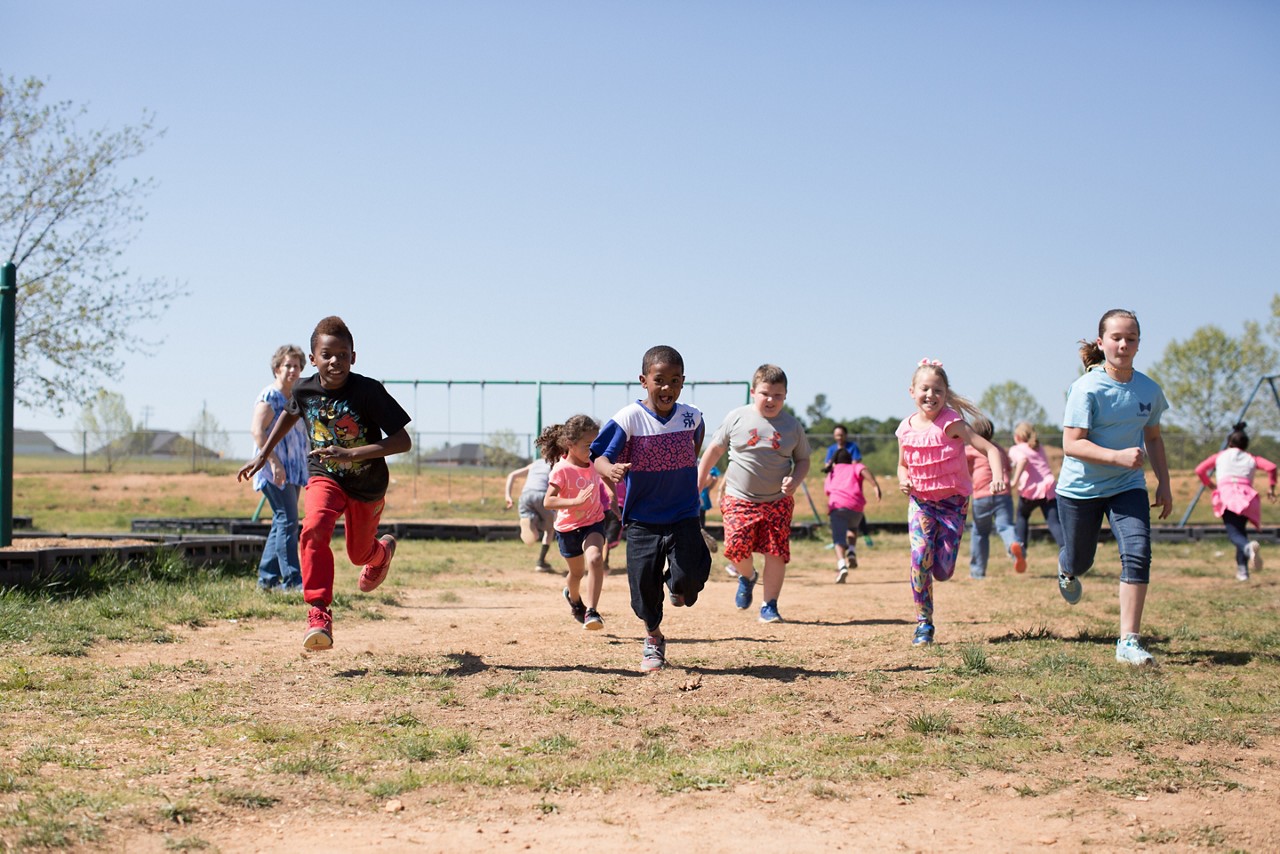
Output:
[895, 360, 1009, 646]
[1195, 421, 1277, 581]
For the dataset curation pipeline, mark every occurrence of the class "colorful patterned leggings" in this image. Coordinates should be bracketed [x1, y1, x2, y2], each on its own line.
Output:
[908, 494, 968, 626]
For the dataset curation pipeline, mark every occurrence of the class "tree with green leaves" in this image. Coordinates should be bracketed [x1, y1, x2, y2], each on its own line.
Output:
[1148, 322, 1277, 437]
[77, 389, 134, 472]
[978, 381, 1048, 436]
[1, 75, 184, 414]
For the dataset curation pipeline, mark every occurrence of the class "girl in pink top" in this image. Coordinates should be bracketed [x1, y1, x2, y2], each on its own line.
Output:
[1194, 421, 1277, 581]
[1008, 422, 1065, 556]
[539, 415, 609, 630]
[895, 360, 1008, 646]
[823, 448, 882, 582]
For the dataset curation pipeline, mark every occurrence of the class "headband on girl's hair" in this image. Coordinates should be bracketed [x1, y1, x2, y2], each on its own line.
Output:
[917, 358, 943, 368]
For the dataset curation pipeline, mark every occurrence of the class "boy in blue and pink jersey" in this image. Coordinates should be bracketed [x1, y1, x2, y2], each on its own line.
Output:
[591, 345, 712, 672]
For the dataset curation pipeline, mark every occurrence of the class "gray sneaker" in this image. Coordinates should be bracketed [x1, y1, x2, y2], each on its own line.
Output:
[1247, 540, 1263, 573]
[1058, 572, 1082, 605]
[1115, 634, 1156, 667]
[641, 635, 666, 672]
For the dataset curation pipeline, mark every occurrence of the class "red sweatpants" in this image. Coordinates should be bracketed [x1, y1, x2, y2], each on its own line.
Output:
[300, 476, 389, 607]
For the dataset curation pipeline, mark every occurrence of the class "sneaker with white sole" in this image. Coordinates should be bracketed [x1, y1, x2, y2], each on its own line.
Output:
[759, 600, 782, 623]
[303, 605, 333, 651]
[912, 623, 934, 645]
[835, 562, 848, 584]
[735, 572, 757, 610]
[583, 608, 604, 631]
[1011, 542, 1027, 574]
[357, 534, 396, 592]
[1248, 540, 1263, 573]
[1237, 567, 1250, 582]
[1058, 572, 1082, 605]
[641, 635, 666, 672]
[1115, 634, 1156, 667]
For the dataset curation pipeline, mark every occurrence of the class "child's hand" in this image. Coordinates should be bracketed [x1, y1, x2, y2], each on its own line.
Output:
[310, 444, 348, 462]
[898, 479, 911, 495]
[603, 462, 630, 484]
[236, 456, 265, 482]
[989, 478, 1007, 495]
[576, 489, 595, 506]
[504, 497, 514, 510]
[1114, 447, 1145, 469]
[1152, 483, 1173, 520]
[780, 476, 797, 497]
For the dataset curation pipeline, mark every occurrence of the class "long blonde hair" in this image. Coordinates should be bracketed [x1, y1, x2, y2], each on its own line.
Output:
[1014, 421, 1039, 450]
[911, 363, 981, 421]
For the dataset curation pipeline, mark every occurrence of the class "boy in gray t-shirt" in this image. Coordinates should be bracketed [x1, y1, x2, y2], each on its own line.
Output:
[697, 364, 810, 623]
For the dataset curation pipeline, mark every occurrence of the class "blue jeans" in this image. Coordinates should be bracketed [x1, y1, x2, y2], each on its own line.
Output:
[969, 494, 1018, 576]
[1016, 497, 1064, 551]
[1057, 489, 1151, 584]
[258, 482, 302, 589]
[1222, 510, 1251, 569]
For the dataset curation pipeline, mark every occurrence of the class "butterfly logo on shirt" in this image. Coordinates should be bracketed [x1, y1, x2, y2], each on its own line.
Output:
[1139, 402, 1152, 414]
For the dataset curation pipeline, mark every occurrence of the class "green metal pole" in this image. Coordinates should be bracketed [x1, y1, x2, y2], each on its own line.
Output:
[0, 263, 15, 546]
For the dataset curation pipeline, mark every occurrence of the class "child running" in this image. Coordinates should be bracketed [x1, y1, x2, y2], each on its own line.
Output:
[1056, 309, 1171, 667]
[591, 345, 711, 672]
[896, 359, 1008, 646]
[824, 448, 881, 582]
[503, 456, 557, 572]
[237, 316, 412, 650]
[698, 364, 810, 623]
[964, 416, 1024, 579]
[1195, 421, 1276, 582]
[538, 416, 608, 630]
[1009, 421, 1065, 559]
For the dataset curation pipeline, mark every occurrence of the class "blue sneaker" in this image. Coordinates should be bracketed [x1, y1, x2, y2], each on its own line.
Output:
[912, 623, 935, 645]
[735, 572, 757, 610]
[1058, 572, 1082, 605]
[759, 600, 782, 623]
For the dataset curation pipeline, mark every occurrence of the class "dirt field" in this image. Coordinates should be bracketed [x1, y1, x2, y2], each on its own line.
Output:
[10, 538, 1270, 853]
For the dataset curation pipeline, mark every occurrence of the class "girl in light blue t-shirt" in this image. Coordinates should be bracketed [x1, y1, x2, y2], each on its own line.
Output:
[1056, 310, 1171, 667]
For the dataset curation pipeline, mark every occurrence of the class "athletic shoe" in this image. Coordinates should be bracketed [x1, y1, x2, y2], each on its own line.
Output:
[1115, 634, 1156, 667]
[835, 563, 848, 584]
[641, 635, 666, 672]
[358, 534, 396, 592]
[759, 600, 782, 623]
[669, 590, 686, 607]
[848, 553, 858, 569]
[563, 588, 586, 624]
[1011, 542, 1027, 574]
[724, 565, 740, 578]
[534, 562, 557, 574]
[735, 572, 757, 610]
[863, 534, 874, 548]
[583, 608, 604, 631]
[1058, 572, 1082, 605]
[1237, 567, 1250, 582]
[912, 623, 934, 645]
[969, 569, 986, 579]
[1248, 540, 1263, 573]
[701, 529, 719, 554]
[303, 606, 333, 651]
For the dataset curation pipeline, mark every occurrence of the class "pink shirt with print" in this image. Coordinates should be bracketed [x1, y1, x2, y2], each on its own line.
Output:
[549, 459, 606, 533]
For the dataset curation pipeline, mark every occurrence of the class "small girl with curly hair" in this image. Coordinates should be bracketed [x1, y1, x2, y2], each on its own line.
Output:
[896, 359, 1008, 646]
[1195, 421, 1277, 581]
[538, 415, 609, 630]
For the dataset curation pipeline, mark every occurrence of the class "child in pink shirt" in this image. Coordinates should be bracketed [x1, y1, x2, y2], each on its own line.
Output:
[1195, 421, 1277, 581]
[896, 360, 1008, 646]
[823, 448, 881, 582]
[540, 415, 609, 630]
[1008, 421, 1065, 558]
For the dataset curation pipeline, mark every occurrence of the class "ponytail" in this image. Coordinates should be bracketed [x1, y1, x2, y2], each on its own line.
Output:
[1227, 421, 1250, 451]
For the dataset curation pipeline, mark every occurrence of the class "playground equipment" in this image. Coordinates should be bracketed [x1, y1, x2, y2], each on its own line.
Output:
[1178, 374, 1280, 527]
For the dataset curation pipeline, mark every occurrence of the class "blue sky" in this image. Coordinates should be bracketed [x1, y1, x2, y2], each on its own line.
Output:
[7, 1, 1279, 456]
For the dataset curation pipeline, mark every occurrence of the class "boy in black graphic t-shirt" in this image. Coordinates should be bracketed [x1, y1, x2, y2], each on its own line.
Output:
[239, 316, 411, 650]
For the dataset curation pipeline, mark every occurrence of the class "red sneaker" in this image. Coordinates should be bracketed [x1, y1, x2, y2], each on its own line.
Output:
[358, 534, 396, 592]
[303, 605, 333, 651]
[1011, 542, 1027, 574]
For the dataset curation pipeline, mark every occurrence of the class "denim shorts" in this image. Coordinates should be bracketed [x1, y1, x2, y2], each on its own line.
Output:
[1057, 488, 1151, 584]
[556, 520, 607, 558]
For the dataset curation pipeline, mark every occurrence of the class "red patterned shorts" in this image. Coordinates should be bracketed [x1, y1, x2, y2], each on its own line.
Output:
[721, 494, 794, 564]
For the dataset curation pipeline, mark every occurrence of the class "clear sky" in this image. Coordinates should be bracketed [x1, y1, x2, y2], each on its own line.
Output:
[7, 1, 1279, 456]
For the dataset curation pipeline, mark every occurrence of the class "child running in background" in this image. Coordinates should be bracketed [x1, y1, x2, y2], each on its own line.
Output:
[1056, 309, 1171, 667]
[237, 315, 412, 651]
[1195, 421, 1277, 582]
[539, 416, 608, 630]
[504, 456, 557, 573]
[823, 448, 882, 582]
[699, 364, 810, 623]
[965, 416, 1024, 579]
[592, 346, 711, 672]
[896, 359, 1007, 646]
[1009, 421, 1064, 559]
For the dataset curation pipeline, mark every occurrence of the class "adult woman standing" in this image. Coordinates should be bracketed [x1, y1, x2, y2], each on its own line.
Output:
[251, 345, 311, 591]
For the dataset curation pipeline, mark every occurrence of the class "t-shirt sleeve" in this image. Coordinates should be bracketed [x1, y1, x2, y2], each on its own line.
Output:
[824, 445, 836, 464]
[792, 426, 811, 462]
[710, 412, 733, 449]
[1146, 385, 1169, 427]
[591, 420, 626, 463]
[1062, 384, 1094, 430]
[370, 383, 412, 437]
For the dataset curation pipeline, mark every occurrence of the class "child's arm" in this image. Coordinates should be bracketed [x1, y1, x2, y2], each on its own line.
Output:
[543, 481, 594, 509]
[249, 400, 288, 487]
[1256, 456, 1278, 499]
[237, 411, 302, 483]
[950, 421, 1007, 494]
[1194, 454, 1217, 489]
[896, 443, 911, 494]
[1144, 425, 1173, 520]
[593, 455, 630, 484]
[781, 456, 809, 498]
[1010, 456, 1027, 495]
[504, 463, 532, 508]
[310, 427, 411, 464]
[697, 441, 726, 492]
[1063, 426, 1145, 470]
[860, 468, 883, 501]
